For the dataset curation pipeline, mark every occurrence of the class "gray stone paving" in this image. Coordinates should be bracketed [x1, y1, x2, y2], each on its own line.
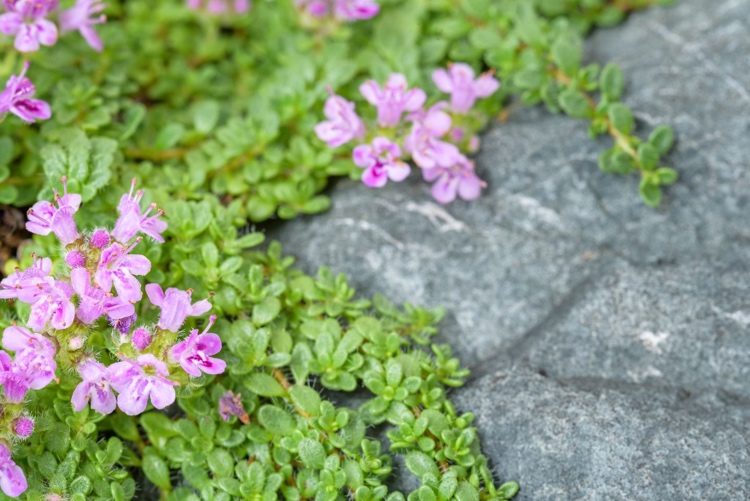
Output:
[270, 0, 750, 498]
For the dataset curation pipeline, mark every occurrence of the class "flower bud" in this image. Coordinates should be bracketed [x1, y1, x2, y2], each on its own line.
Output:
[68, 336, 84, 351]
[131, 327, 152, 351]
[14, 417, 34, 439]
[90, 229, 111, 248]
[65, 250, 85, 268]
[469, 135, 481, 153]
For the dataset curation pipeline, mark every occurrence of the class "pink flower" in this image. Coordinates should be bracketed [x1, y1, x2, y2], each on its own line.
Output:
[95, 239, 151, 303]
[353, 137, 410, 188]
[0, 443, 27, 498]
[71, 268, 135, 325]
[218, 390, 249, 423]
[2, 326, 57, 390]
[432, 63, 499, 113]
[26, 177, 81, 245]
[71, 359, 116, 414]
[314, 93, 365, 148]
[334, 0, 378, 20]
[112, 179, 167, 244]
[170, 315, 226, 377]
[0, 256, 51, 300]
[0, 62, 51, 123]
[0, 350, 30, 402]
[16, 277, 75, 332]
[146, 284, 212, 333]
[0, 0, 58, 52]
[109, 354, 177, 415]
[110, 313, 136, 336]
[186, 0, 250, 14]
[405, 104, 462, 170]
[59, 0, 106, 52]
[296, 0, 378, 20]
[422, 155, 485, 204]
[360, 74, 426, 127]
[296, 0, 327, 16]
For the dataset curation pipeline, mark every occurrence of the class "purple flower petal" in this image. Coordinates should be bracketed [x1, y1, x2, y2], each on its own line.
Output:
[35, 18, 58, 46]
[149, 379, 176, 409]
[14, 24, 40, 52]
[385, 161, 410, 182]
[0, 443, 27, 498]
[0, 12, 22, 35]
[362, 165, 388, 188]
[431, 174, 458, 204]
[432, 68, 453, 93]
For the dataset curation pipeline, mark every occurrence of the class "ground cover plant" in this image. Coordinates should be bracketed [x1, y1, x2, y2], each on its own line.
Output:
[0, 0, 676, 499]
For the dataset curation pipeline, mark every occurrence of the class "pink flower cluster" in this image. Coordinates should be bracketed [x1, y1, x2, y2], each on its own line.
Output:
[0, 0, 107, 52]
[185, 0, 250, 15]
[295, 0, 379, 22]
[314, 64, 499, 204]
[0, 178, 226, 498]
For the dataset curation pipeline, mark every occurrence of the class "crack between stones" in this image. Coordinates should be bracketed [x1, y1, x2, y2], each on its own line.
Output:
[465, 261, 614, 383]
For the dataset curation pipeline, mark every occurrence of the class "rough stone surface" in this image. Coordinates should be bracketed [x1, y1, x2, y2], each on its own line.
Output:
[270, 0, 750, 499]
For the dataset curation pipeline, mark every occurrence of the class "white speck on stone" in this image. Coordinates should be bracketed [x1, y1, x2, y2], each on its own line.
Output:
[333, 218, 404, 249]
[506, 195, 568, 233]
[712, 306, 750, 327]
[402, 201, 469, 233]
[627, 365, 664, 383]
[634, 331, 670, 354]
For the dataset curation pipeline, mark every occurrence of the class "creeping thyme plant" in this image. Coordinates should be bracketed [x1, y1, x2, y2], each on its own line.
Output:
[0, 0, 678, 499]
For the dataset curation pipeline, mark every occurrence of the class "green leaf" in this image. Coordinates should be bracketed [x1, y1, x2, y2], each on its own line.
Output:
[41, 144, 67, 182]
[289, 385, 322, 417]
[639, 177, 662, 207]
[648, 125, 674, 155]
[253, 296, 281, 326]
[468, 28, 502, 50]
[155, 123, 185, 151]
[599, 63, 624, 100]
[193, 101, 221, 134]
[120, 104, 146, 140]
[45, 423, 71, 455]
[550, 34, 582, 77]
[298, 438, 326, 469]
[141, 412, 177, 449]
[0, 185, 17, 204]
[404, 452, 439, 479]
[417, 486, 436, 501]
[611, 150, 636, 174]
[607, 103, 634, 135]
[513, 67, 545, 90]
[142, 451, 171, 489]
[208, 448, 235, 478]
[498, 482, 520, 499]
[69, 476, 93, 495]
[110, 413, 141, 442]
[454, 482, 479, 501]
[637, 143, 659, 171]
[201, 242, 220, 267]
[258, 405, 296, 436]
[655, 167, 678, 185]
[0, 136, 13, 165]
[235, 232, 265, 249]
[104, 437, 123, 466]
[558, 88, 592, 119]
[245, 373, 286, 397]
